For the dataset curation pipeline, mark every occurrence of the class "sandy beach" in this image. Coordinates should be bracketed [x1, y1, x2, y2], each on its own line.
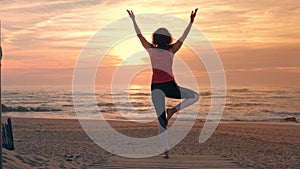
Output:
[2, 117, 300, 169]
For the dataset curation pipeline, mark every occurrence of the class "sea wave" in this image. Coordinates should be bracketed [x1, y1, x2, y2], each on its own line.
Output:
[260, 110, 300, 117]
[226, 103, 270, 107]
[1, 104, 63, 112]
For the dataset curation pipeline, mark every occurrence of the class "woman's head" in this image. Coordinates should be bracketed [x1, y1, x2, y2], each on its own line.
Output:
[152, 28, 172, 49]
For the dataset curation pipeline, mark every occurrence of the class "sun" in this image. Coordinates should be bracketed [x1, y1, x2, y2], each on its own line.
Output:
[106, 34, 153, 66]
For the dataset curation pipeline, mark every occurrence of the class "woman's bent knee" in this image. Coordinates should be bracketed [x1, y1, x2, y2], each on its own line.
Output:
[193, 93, 200, 102]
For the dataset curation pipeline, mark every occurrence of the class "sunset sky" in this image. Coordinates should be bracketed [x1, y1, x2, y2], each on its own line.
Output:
[0, 0, 299, 88]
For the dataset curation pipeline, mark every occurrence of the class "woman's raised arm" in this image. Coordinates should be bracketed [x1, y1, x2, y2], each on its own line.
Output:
[170, 8, 198, 54]
[127, 10, 152, 49]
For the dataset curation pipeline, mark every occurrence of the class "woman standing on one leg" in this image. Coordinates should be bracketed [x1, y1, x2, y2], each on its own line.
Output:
[127, 9, 199, 158]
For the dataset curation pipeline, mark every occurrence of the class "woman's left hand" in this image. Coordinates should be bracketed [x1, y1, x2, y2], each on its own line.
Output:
[190, 8, 198, 23]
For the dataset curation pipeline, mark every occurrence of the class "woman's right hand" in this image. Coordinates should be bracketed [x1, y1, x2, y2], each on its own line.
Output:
[127, 10, 135, 20]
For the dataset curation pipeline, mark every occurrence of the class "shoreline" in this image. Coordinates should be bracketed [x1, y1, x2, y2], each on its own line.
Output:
[3, 115, 299, 124]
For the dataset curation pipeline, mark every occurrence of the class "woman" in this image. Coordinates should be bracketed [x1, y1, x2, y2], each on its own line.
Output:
[127, 9, 199, 158]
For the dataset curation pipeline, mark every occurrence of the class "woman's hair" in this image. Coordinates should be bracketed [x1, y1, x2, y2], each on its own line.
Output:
[152, 28, 173, 50]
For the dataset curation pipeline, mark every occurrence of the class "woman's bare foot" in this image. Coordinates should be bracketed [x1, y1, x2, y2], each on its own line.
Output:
[163, 150, 169, 159]
[166, 108, 177, 122]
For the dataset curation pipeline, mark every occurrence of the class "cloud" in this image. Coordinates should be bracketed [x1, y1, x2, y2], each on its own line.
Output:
[275, 67, 300, 73]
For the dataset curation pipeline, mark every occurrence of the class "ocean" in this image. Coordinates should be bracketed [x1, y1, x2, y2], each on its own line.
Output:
[2, 85, 300, 122]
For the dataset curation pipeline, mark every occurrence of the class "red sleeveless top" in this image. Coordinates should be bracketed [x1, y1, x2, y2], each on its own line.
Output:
[147, 48, 175, 83]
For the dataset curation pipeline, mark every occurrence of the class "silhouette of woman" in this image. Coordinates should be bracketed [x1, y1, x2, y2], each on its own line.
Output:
[127, 9, 199, 158]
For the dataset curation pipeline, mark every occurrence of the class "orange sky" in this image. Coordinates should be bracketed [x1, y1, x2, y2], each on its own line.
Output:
[0, 0, 300, 88]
